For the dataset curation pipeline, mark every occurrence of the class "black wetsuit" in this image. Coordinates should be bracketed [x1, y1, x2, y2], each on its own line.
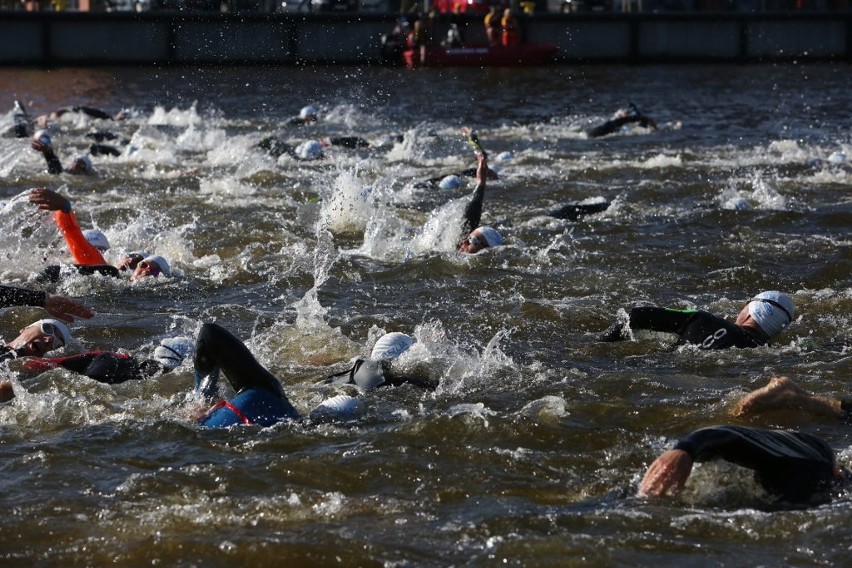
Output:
[460, 180, 485, 239]
[35, 264, 120, 283]
[257, 136, 297, 159]
[548, 201, 610, 220]
[89, 144, 122, 157]
[586, 115, 657, 139]
[39, 147, 64, 175]
[673, 425, 837, 504]
[60, 107, 117, 121]
[26, 351, 166, 384]
[194, 322, 299, 427]
[0, 285, 47, 309]
[326, 136, 370, 149]
[601, 307, 766, 349]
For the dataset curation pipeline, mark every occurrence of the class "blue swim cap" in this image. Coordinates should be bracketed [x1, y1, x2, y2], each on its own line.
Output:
[439, 175, 462, 190]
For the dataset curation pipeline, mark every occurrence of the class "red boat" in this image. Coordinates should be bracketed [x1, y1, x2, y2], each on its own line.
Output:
[403, 43, 559, 68]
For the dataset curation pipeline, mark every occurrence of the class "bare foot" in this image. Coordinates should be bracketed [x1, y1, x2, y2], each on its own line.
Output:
[732, 376, 803, 417]
[0, 381, 15, 403]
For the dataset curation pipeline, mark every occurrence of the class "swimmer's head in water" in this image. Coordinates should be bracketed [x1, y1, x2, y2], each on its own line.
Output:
[69, 155, 93, 174]
[83, 229, 110, 252]
[746, 291, 795, 338]
[439, 175, 462, 190]
[370, 332, 415, 361]
[153, 336, 194, 369]
[131, 255, 170, 280]
[296, 141, 324, 160]
[460, 226, 502, 254]
[12, 319, 72, 356]
[33, 129, 52, 147]
[299, 105, 318, 122]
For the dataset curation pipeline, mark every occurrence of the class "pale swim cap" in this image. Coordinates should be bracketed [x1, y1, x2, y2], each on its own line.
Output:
[309, 394, 362, 420]
[478, 226, 503, 247]
[83, 229, 110, 252]
[748, 291, 795, 338]
[299, 105, 318, 121]
[296, 141, 324, 160]
[370, 332, 415, 361]
[153, 336, 194, 369]
[32, 318, 71, 349]
[439, 175, 461, 190]
[143, 255, 171, 277]
[33, 129, 51, 146]
[69, 155, 93, 174]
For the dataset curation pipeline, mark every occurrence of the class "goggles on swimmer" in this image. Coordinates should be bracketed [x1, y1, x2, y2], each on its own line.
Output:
[750, 297, 793, 324]
[466, 234, 486, 248]
[38, 322, 65, 350]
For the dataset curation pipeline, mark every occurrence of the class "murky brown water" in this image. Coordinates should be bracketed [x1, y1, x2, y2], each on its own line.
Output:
[1, 63, 851, 566]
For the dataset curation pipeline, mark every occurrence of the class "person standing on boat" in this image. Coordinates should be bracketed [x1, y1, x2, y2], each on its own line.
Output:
[501, 8, 520, 47]
[484, 6, 500, 47]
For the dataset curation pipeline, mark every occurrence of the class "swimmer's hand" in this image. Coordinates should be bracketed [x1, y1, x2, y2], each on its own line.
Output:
[638, 449, 693, 498]
[461, 127, 487, 159]
[30, 188, 71, 212]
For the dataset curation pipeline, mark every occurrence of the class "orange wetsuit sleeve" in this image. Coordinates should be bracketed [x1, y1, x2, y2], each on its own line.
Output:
[54, 210, 106, 266]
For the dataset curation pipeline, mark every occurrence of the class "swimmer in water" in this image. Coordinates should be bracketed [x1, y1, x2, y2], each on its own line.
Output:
[37, 105, 128, 125]
[457, 129, 503, 255]
[255, 137, 325, 161]
[586, 102, 658, 139]
[287, 105, 319, 126]
[598, 291, 795, 349]
[323, 331, 436, 391]
[638, 425, 844, 506]
[30, 129, 94, 175]
[28, 188, 171, 281]
[192, 323, 429, 428]
[0, 323, 192, 401]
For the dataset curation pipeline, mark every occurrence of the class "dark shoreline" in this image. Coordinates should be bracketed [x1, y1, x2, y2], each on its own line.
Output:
[1, 11, 851, 66]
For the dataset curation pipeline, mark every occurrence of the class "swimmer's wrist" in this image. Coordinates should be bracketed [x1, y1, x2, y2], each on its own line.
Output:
[672, 440, 696, 459]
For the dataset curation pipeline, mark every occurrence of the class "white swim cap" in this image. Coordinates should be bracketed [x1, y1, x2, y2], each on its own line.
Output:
[153, 336, 194, 369]
[370, 332, 415, 361]
[828, 151, 846, 164]
[299, 105, 318, 120]
[31, 318, 71, 349]
[143, 255, 171, 277]
[439, 175, 461, 190]
[70, 155, 93, 174]
[33, 129, 51, 146]
[309, 394, 362, 420]
[83, 229, 110, 252]
[478, 226, 503, 247]
[296, 141, 324, 160]
[748, 291, 795, 338]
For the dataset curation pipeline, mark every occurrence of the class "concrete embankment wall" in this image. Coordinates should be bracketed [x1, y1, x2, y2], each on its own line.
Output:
[1, 11, 850, 66]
